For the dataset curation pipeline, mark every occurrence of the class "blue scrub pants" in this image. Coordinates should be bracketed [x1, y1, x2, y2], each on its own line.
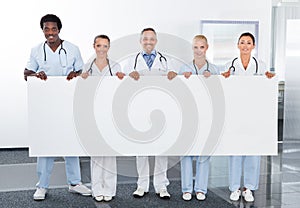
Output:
[229, 156, 261, 191]
[181, 156, 210, 194]
[36, 156, 82, 188]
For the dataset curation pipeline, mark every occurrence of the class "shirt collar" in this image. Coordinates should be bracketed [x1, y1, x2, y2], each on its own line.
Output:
[142, 50, 156, 56]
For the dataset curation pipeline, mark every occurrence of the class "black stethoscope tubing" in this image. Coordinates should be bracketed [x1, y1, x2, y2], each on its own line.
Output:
[133, 51, 167, 70]
[192, 59, 210, 75]
[229, 57, 258, 74]
[43, 40, 67, 62]
[88, 58, 113, 76]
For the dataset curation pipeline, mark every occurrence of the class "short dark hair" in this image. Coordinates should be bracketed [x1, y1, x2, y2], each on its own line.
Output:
[141, 28, 156, 35]
[238, 32, 255, 45]
[40, 14, 62, 30]
[94, 34, 110, 45]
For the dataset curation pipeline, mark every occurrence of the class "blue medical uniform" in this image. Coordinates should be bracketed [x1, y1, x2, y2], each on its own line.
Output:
[26, 40, 84, 188]
[179, 60, 219, 194]
[224, 56, 266, 192]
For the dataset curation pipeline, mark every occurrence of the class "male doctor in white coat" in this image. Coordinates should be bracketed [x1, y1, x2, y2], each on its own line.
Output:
[126, 28, 177, 199]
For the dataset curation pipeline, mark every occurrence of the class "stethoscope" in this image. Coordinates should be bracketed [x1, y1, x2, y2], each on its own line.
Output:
[133, 51, 168, 70]
[229, 57, 258, 74]
[192, 59, 210, 75]
[87, 58, 113, 76]
[43, 40, 67, 67]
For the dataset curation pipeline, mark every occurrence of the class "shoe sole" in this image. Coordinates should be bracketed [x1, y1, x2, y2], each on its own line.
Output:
[94, 197, 104, 202]
[80, 193, 92, 196]
[33, 195, 46, 201]
[33, 193, 46, 201]
[133, 192, 148, 198]
[230, 197, 240, 201]
[182, 198, 192, 201]
[156, 193, 170, 200]
[104, 198, 113, 202]
[94, 199, 103, 202]
[33, 197, 45, 201]
[196, 197, 206, 201]
[243, 197, 254, 202]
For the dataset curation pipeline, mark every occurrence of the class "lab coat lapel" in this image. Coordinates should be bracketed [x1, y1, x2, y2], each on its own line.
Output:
[136, 53, 149, 71]
[151, 55, 161, 70]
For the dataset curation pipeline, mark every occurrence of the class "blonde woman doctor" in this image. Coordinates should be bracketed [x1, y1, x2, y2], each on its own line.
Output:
[179, 35, 219, 201]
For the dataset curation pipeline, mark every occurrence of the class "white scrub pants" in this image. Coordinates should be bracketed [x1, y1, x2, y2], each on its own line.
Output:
[180, 156, 210, 194]
[91, 156, 117, 197]
[36, 156, 81, 188]
[229, 156, 261, 191]
[136, 156, 169, 192]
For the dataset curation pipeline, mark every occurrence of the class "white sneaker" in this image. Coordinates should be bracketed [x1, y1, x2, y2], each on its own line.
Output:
[69, 184, 92, 196]
[157, 188, 171, 199]
[104, 196, 113, 202]
[94, 195, 104, 202]
[196, 192, 206, 201]
[182, 192, 192, 201]
[133, 187, 147, 198]
[33, 187, 47, 201]
[230, 189, 241, 201]
[242, 189, 254, 202]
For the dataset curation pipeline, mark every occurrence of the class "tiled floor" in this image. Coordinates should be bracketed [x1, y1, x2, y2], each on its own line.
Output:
[208, 141, 300, 208]
[1, 140, 300, 207]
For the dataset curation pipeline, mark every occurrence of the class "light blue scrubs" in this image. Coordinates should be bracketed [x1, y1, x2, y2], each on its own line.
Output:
[229, 156, 261, 191]
[181, 156, 210, 194]
[179, 60, 219, 194]
[36, 157, 81, 188]
[224, 56, 266, 191]
[26, 40, 84, 188]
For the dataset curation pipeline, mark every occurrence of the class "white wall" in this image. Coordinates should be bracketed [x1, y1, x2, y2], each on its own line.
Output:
[0, 0, 272, 147]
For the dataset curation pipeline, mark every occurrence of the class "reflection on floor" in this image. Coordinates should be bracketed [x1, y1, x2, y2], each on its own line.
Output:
[209, 142, 300, 208]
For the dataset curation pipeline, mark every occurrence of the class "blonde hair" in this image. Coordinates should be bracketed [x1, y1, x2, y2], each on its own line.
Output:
[193, 35, 208, 44]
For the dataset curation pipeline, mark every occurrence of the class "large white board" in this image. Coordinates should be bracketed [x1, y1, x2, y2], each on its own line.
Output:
[28, 76, 277, 156]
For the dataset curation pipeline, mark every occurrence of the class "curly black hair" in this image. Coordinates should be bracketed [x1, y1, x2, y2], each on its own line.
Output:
[40, 14, 62, 30]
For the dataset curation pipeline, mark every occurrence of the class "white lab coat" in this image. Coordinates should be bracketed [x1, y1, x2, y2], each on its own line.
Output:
[88, 58, 120, 197]
[124, 51, 175, 76]
[224, 56, 265, 192]
[224, 56, 267, 76]
[124, 50, 170, 192]
[91, 156, 117, 197]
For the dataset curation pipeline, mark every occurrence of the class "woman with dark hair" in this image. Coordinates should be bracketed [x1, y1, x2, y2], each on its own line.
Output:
[222, 32, 274, 202]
